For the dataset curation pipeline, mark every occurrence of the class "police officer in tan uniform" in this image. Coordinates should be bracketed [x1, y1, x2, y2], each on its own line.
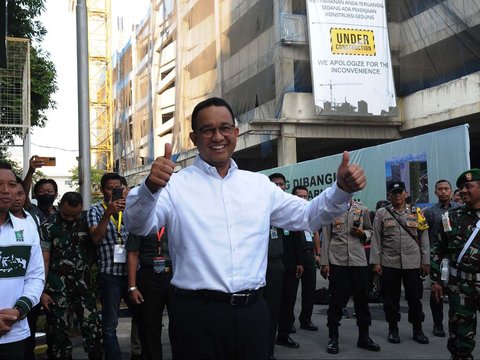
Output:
[371, 181, 430, 345]
[320, 200, 380, 354]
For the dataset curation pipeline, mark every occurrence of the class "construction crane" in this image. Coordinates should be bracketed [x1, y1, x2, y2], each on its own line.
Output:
[70, 0, 113, 171]
[318, 80, 361, 105]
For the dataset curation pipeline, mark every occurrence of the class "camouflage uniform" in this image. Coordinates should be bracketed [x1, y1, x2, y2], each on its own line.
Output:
[431, 205, 480, 360]
[40, 212, 102, 359]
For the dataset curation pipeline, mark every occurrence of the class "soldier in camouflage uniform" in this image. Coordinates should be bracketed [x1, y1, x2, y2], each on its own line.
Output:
[431, 169, 480, 360]
[40, 192, 102, 359]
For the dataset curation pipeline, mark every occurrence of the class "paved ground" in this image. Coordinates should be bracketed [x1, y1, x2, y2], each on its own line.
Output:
[65, 276, 480, 359]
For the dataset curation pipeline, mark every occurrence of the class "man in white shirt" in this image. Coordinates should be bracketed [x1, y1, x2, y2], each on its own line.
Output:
[0, 162, 44, 360]
[124, 97, 366, 359]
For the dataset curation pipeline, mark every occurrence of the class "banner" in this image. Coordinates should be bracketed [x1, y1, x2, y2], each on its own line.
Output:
[306, 0, 397, 116]
[261, 125, 470, 211]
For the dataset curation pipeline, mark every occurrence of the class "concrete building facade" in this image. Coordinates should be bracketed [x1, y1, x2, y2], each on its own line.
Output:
[113, 0, 480, 183]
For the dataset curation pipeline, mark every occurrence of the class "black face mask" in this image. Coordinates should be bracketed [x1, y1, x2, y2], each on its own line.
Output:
[36, 194, 55, 206]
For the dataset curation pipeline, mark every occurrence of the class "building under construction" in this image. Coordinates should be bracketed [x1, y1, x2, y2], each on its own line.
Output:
[111, 0, 480, 185]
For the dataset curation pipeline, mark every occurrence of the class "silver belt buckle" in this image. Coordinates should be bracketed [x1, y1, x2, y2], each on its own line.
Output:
[230, 293, 249, 306]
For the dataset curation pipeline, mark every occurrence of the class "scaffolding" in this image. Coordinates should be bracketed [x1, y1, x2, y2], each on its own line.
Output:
[0, 37, 31, 174]
[87, 0, 113, 171]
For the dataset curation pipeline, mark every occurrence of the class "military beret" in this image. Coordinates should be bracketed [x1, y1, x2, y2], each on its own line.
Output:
[387, 181, 406, 192]
[456, 169, 480, 188]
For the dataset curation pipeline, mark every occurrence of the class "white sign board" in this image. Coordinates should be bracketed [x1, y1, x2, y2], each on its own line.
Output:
[307, 0, 397, 116]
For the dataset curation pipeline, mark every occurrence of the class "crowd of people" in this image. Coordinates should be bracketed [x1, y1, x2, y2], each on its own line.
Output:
[0, 97, 479, 360]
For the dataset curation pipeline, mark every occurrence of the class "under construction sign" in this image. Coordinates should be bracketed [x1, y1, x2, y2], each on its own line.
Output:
[330, 28, 376, 56]
[306, 0, 396, 116]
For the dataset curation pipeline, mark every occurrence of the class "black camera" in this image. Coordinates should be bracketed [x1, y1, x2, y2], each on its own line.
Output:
[353, 220, 361, 227]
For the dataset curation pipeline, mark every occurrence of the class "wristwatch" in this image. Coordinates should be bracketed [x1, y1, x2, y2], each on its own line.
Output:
[128, 286, 137, 292]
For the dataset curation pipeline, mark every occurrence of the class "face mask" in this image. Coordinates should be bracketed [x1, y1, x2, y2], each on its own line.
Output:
[37, 194, 55, 206]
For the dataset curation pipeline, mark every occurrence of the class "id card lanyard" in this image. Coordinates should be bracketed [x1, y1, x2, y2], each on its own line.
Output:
[102, 201, 126, 263]
[101, 201, 123, 245]
[153, 227, 166, 273]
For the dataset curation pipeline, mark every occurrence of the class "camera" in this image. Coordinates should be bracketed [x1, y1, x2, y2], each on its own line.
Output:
[353, 220, 360, 227]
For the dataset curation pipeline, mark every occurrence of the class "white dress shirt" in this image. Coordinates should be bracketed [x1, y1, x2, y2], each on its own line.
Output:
[124, 156, 351, 293]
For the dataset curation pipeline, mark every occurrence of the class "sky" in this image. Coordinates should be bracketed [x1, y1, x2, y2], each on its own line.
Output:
[12, 0, 149, 177]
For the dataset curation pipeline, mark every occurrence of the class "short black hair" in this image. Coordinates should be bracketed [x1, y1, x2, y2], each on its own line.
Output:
[119, 175, 128, 187]
[33, 178, 58, 195]
[191, 97, 235, 130]
[100, 172, 123, 189]
[0, 161, 13, 170]
[435, 179, 452, 189]
[269, 173, 286, 182]
[59, 192, 83, 207]
[292, 185, 308, 195]
[15, 176, 26, 191]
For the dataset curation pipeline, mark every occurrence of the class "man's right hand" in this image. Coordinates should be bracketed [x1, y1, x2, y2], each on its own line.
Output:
[146, 143, 175, 193]
[320, 265, 329, 279]
[28, 155, 45, 173]
[41, 292, 54, 312]
[104, 198, 126, 217]
[431, 283, 443, 303]
[129, 289, 144, 305]
[373, 264, 382, 275]
[0, 313, 17, 335]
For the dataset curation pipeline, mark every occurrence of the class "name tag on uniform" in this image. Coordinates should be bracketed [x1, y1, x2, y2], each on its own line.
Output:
[304, 231, 313, 242]
[153, 256, 166, 273]
[113, 244, 127, 263]
[270, 227, 278, 239]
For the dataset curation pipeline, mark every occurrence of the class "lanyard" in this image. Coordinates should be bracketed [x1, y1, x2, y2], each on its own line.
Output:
[156, 227, 165, 256]
[457, 219, 480, 264]
[101, 201, 123, 245]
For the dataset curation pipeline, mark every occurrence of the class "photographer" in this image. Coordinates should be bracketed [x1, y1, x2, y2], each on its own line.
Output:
[320, 199, 379, 354]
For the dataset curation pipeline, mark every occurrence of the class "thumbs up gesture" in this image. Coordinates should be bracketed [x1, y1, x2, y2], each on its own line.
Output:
[145, 143, 175, 193]
[336, 151, 366, 193]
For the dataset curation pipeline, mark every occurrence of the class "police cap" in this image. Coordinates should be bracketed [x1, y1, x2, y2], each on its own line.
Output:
[456, 169, 480, 188]
[387, 181, 406, 193]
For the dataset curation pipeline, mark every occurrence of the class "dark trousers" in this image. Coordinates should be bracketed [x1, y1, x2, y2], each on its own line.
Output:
[380, 266, 425, 324]
[264, 258, 284, 357]
[299, 261, 316, 324]
[170, 289, 270, 359]
[430, 288, 444, 326]
[0, 339, 26, 360]
[277, 270, 300, 338]
[99, 273, 135, 360]
[135, 266, 174, 360]
[24, 303, 41, 360]
[327, 265, 371, 331]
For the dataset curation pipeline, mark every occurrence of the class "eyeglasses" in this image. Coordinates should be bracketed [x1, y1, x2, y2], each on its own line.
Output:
[195, 124, 236, 138]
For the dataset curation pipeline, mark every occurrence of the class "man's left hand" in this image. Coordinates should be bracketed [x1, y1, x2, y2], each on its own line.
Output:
[336, 151, 366, 193]
[421, 264, 430, 277]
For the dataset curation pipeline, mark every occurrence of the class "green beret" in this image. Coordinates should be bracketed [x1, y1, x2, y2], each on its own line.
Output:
[456, 169, 480, 188]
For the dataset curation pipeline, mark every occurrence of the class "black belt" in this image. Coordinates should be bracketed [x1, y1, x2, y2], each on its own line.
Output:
[174, 287, 264, 307]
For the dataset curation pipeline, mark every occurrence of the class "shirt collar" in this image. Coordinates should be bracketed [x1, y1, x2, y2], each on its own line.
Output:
[193, 155, 238, 177]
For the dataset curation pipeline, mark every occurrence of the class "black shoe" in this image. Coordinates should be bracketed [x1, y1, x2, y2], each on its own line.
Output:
[276, 336, 300, 349]
[290, 325, 296, 334]
[413, 329, 429, 344]
[327, 338, 339, 354]
[357, 337, 381, 351]
[388, 328, 400, 344]
[300, 321, 319, 331]
[433, 324, 446, 337]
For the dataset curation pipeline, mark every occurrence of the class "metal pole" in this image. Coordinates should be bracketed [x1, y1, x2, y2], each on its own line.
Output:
[76, 0, 91, 209]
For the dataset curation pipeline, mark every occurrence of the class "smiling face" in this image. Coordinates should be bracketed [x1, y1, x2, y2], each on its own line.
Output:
[459, 181, 480, 209]
[389, 189, 407, 208]
[189, 105, 239, 177]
